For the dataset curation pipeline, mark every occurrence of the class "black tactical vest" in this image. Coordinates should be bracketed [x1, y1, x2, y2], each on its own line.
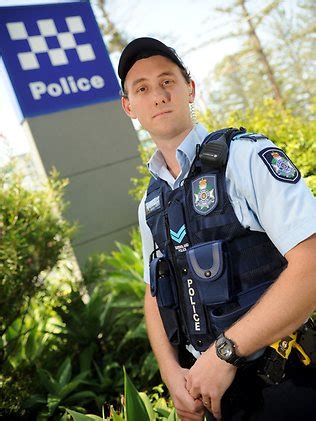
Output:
[145, 128, 287, 352]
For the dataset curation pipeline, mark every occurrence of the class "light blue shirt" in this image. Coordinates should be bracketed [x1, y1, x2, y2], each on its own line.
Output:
[146, 123, 206, 190]
[138, 123, 316, 286]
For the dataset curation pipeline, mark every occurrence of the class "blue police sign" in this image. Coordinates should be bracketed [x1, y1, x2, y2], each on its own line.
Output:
[0, 1, 120, 118]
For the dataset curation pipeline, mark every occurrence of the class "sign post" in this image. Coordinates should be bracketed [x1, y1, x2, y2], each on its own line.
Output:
[0, 1, 141, 265]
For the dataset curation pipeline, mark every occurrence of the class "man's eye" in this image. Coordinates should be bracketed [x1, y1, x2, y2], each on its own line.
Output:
[162, 80, 171, 86]
[136, 86, 146, 93]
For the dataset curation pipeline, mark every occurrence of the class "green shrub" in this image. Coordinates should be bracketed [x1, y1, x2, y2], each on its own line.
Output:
[0, 170, 75, 338]
[0, 169, 76, 416]
[199, 99, 316, 194]
[65, 368, 178, 421]
[4, 229, 159, 419]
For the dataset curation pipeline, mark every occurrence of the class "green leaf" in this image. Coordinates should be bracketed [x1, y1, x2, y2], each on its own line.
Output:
[154, 397, 169, 412]
[37, 409, 51, 421]
[37, 368, 59, 394]
[109, 405, 124, 421]
[99, 295, 113, 327]
[155, 408, 170, 418]
[60, 412, 69, 421]
[64, 390, 97, 405]
[167, 408, 179, 421]
[152, 384, 164, 394]
[139, 392, 155, 420]
[140, 351, 159, 381]
[92, 360, 104, 383]
[79, 344, 96, 373]
[47, 394, 61, 416]
[71, 370, 91, 383]
[65, 409, 105, 421]
[118, 321, 147, 351]
[25, 327, 38, 361]
[59, 380, 84, 400]
[22, 394, 47, 409]
[57, 356, 72, 388]
[65, 408, 94, 421]
[124, 367, 149, 421]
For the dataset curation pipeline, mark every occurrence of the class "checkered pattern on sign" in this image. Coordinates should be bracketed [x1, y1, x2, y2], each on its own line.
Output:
[6, 16, 96, 70]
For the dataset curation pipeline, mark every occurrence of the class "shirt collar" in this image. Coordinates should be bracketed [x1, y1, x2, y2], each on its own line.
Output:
[147, 123, 208, 182]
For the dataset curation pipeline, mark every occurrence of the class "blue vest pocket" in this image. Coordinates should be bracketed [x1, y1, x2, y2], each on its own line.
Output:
[210, 302, 251, 335]
[187, 240, 231, 304]
[209, 280, 272, 335]
[150, 256, 178, 308]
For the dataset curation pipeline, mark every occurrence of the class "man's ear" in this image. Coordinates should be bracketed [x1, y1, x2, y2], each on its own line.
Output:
[189, 80, 196, 103]
[121, 96, 137, 119]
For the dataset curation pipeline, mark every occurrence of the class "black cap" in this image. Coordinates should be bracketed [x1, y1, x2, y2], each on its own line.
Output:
[118, 37, 187, 91]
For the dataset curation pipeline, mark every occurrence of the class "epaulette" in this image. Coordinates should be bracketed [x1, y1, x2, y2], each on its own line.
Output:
[232, 132, 268, 142]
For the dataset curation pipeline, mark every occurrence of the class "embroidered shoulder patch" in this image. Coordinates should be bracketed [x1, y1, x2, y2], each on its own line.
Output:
[192, 175, 218, 215]
[258, 147, 301, 183]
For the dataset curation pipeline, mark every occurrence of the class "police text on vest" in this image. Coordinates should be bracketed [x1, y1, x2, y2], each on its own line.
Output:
[29, 75, 105, 100]
[187, 279, 201, 331]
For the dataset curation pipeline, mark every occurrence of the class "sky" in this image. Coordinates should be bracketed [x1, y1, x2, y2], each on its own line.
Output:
[102, 0, 240, 79]
[0, 0, 243, 82]
[0, 0, 295, 158]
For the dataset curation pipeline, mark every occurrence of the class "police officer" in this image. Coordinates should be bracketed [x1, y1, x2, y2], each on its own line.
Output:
[118, 37, 316, 421]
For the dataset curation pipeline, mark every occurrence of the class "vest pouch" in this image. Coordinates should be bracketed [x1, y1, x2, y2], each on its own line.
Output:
[187, 240, 231, 305]
[150, 256, 178, 308]
[210, 280, 273, 335]
[149, 256, 181, 346]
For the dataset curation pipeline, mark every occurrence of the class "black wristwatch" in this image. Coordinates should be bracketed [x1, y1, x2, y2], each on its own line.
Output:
[215, 333, 246, 367]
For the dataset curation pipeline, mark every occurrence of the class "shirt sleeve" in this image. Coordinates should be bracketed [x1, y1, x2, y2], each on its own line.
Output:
[227, 137, 316, 255]
[138, 194, 154, 284]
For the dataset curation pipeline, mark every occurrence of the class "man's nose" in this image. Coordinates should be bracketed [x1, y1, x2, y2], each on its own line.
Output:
[153, 87, 169, 105]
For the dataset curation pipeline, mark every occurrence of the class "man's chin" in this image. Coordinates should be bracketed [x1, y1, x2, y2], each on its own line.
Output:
[151, 125, 192, 142]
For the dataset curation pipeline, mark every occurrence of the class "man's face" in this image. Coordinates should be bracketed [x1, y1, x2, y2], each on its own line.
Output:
[121, 55, 195, 141]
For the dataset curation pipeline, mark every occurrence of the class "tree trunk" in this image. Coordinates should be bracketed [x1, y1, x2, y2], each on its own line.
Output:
[237, 0, 284, 104]
[97, 0, 128, 53]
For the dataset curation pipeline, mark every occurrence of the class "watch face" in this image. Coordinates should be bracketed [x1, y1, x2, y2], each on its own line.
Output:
[216, 334, 245, 366]
[218, 342, 233, 358]
[216, 335, 234, 360]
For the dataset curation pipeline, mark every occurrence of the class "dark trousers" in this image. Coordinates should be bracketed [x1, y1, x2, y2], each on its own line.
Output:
[205, 364, 316, 421]
[179, 348, 316, 421]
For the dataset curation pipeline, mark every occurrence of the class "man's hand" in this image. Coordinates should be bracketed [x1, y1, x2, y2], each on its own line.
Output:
[163, 365, 205, 421]
[185, 346, 237, 420]
[144, 287, 204, 420]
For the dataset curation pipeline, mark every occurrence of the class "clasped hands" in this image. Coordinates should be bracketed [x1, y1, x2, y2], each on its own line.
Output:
[184, 345, 237, 421]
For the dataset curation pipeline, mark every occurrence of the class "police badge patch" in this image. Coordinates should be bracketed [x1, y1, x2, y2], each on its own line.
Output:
[192, 175, 218, 215]
[258, 147, 301, 184]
